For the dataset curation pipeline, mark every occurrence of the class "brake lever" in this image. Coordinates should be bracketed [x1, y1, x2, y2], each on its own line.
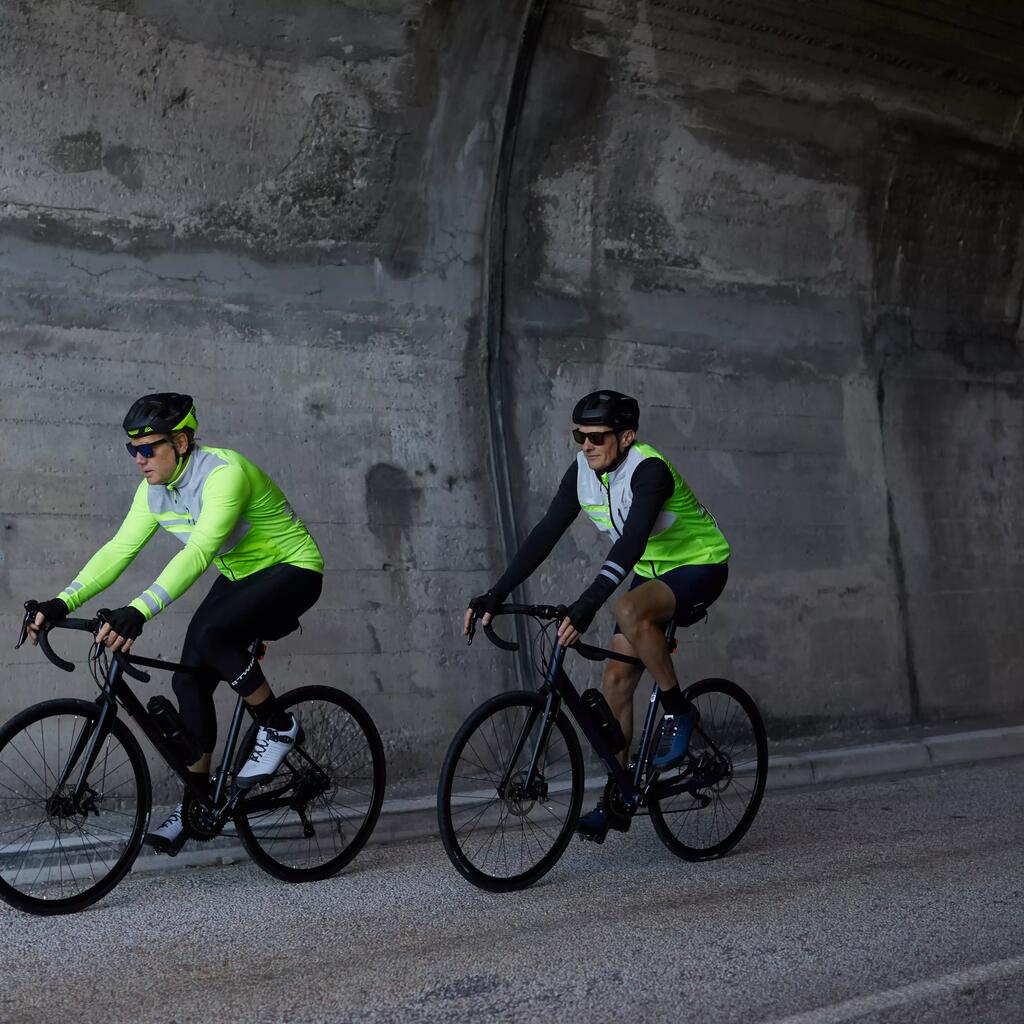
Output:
[15, 609, 33, 650]
[466, 611, 478, 647]
[16, 600, 40, 650]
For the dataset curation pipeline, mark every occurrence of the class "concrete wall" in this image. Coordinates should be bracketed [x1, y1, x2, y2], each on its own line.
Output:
[502, 0, 1024, 735]
[2, 1, 1023, 786]
[0, 0, 530, 786]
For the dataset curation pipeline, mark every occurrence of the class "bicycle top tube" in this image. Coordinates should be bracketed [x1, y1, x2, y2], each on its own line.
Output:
[477, 603, 643, 668]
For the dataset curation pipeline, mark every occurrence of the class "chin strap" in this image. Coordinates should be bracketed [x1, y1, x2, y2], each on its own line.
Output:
[166, 444, 195, 488]
[605, 436, 632, 474]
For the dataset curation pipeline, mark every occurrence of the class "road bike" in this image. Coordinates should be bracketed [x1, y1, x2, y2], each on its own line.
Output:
[437, 603, 767, 891]
[0, 601, 386, 915]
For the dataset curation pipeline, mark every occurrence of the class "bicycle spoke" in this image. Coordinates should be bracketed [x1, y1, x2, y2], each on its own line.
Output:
[236, 693, 383, 876]
[0, 708, 144, 909]
[443, 697, 579, 884]
[652, 683, 765, 859]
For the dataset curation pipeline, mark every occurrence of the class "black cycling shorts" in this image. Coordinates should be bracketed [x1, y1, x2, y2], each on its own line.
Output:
[613, 561, 728, 635]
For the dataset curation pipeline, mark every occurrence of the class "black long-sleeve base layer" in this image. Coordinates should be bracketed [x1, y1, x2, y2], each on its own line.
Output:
[491, 456, 675, 630]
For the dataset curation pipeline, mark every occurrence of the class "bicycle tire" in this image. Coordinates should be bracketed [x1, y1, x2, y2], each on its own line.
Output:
[0, 699, 150, 915]
[649, 678, 767, 861]
[437, 690, 584, 892]
[233, 686, 385, 882]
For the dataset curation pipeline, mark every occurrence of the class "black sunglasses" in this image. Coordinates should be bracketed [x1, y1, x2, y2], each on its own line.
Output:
[125, 439, 172, 459]
[572, 428, 617, 446]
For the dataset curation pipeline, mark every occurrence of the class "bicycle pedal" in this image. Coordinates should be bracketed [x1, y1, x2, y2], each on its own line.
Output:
[143, 829, 190, 857]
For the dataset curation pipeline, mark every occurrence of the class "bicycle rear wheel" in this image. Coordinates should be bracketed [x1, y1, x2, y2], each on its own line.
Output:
[649, 678, 767, 861]
[437, 691, 583, 892]
[0, 699, 150, 915]
[234, 686, 385, 882]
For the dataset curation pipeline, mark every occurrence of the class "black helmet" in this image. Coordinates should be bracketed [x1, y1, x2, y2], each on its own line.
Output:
[123, 393, 198, 438]
[572, 390, 639, 431]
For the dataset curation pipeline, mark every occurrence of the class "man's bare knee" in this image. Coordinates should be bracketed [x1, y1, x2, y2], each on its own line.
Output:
[615, 595, 661, 642]
[614, 593, 640, 635]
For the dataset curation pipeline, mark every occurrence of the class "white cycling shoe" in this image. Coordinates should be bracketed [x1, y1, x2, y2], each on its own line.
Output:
[236, 715, 300, 790]
[143, 803, 188, 856]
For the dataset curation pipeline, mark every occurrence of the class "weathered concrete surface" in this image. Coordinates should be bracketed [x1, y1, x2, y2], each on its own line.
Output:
[500, 1, 1024, 735]
[0, 0, 531, 788]
[1, 2, 1024, 789]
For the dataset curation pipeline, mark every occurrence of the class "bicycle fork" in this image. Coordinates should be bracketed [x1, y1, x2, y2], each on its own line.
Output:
[56, 658, 123, 814]
[498, 690, 557, 803]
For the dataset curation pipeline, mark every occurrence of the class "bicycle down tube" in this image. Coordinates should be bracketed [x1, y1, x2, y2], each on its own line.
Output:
[542, 641, 641, 809]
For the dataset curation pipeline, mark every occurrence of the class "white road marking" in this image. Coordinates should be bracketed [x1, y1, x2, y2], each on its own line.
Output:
[758, 954, 1024, 1024]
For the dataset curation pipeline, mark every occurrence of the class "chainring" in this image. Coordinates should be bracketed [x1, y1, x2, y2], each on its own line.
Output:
[184, 796, 223, 842]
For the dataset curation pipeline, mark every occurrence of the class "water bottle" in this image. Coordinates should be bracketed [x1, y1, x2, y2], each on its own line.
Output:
[147, 695, 193, 759]
[581, 688, 626, 754]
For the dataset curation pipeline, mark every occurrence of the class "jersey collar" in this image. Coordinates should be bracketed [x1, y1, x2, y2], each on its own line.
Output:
[599, 443, 637, 484]
[165, 448, 196, 490]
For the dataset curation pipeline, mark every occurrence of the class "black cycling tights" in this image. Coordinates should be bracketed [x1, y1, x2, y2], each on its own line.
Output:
[171, 564, 323, 754]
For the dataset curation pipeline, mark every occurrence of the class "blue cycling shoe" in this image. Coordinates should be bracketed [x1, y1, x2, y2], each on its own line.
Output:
[576, 779, 632, 844]
[651, 708, 699, 772]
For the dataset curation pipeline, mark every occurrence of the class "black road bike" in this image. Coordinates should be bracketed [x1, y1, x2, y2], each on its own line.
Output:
[437, 604, 767, 892]
[0, 602, 386, 915]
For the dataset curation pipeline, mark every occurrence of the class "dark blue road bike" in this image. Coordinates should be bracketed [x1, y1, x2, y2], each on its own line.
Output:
[438, 604, 767, 891]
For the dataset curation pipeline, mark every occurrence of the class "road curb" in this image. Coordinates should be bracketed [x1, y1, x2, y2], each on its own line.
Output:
[131, 723, 1024, 876]
[768, 724, 1024, 789]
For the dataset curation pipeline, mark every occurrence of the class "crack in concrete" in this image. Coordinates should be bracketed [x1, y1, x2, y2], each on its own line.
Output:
[876, 364, 922, 723]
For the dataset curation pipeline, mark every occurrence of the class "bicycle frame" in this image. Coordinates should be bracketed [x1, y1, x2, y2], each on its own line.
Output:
[487, 609, 731, 812]
[530, 645, 652, 811]
[72, 646, 257, 820]
[22, 609, 262, 824]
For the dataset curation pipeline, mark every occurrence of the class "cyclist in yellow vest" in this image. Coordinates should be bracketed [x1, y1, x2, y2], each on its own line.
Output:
[465, 391, 730, 843]
[26, 393, 324, 855]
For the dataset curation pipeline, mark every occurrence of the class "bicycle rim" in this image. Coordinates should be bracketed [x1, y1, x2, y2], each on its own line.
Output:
[0, 699, 150, 914]
[234, 686, 385, 882]
[649, 678, 767, 861]
[438, 691, 583, 892]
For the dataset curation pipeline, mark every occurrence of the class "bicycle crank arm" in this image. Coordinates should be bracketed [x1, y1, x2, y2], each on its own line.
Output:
[650, 776, 714, 803]
[236, 784, 295, 816]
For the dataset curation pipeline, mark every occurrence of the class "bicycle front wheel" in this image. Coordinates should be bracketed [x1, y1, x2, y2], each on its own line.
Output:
[0, 699, 150, 915]
[437, 691, 583, 892]
[234, 686, 385, 882]
[649, 678, 767, 861]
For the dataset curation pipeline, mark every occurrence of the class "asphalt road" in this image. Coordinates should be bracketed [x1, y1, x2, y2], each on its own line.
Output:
[2, 758, 1022, 1024]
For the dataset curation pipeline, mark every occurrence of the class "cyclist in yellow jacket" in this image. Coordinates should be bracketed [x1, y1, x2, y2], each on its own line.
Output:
[27, 393, 324, 854]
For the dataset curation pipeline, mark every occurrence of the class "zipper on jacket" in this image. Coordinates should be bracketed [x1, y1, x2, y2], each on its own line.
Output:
[603, 478, 623, 538]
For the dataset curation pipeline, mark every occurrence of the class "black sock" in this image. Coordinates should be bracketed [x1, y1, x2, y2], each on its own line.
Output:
[658, 685, 692, 717]
[251, 700, 292, 732]
[185, 770, 211, 803]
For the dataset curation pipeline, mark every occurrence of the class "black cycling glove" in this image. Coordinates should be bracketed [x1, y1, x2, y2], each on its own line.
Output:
[564, 595, 600, 635]
[468, 591, 504, 617]
[35, 597, 69, 623]
[102, 606, 146, 641]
